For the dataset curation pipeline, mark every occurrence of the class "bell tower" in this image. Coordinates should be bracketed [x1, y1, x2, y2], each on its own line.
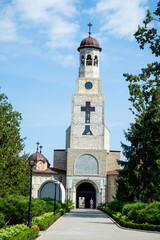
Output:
[64, 24, 110, 207]
[66, 24, 109, 150]
[53, 24, 121, 207]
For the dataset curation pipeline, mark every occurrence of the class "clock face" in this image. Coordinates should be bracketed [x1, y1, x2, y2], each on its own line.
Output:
[85, 82, 93, 90]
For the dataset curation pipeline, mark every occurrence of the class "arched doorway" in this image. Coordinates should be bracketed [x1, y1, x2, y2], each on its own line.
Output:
[76, 182, 96, 208]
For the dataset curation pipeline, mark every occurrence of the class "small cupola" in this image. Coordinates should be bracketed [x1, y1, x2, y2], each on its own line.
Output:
[78, 23, 102, 78]
[77, 36, 102, 52]
[29, 142, 50, 171]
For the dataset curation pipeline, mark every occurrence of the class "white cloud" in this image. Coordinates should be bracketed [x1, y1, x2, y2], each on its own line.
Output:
[0, 5, 17, 41]
[89, 0, 148, 39]
[14, 0, 78, 21]
[14, 0, 79, 48]
[47, 16, 79, 49]
[0, 0, 79, 51]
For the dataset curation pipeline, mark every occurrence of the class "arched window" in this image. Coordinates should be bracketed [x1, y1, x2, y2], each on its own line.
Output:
[75, 154, 98, 174]
[94, 55, 98, 66]
[81, 55, 84, 66]
[38, 180, 61, 201]
[86, 54, 92, 66]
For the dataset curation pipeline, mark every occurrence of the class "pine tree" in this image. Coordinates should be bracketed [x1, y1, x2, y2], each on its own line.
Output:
[117, 1, 160, 203]
[0, 91, 29, 197]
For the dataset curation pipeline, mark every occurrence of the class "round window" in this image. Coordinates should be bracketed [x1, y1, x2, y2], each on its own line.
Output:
[85, 82, 93, 90]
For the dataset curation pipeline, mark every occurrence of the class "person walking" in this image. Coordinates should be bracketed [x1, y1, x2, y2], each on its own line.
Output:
[90, 198, 94, 209]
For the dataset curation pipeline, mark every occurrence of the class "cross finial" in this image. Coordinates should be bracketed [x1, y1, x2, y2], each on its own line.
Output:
[40, 145, 43, 154]
[36, 141, 40, 152]
[88, 22, 93, 37]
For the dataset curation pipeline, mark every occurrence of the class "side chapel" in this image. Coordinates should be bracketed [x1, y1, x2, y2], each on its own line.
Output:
[31, 24, 121, 208]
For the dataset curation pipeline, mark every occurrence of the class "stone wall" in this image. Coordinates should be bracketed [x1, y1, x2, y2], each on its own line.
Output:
[70, 94, 109, 150]
[66, 126, 71, 149]
[107, 174, 117, 202]
[32, 172, 66, 202]
[107, 151, 120, 172]
[53, 150, 67, 171]
[67, 148, 107, 177]
[76, 77, 101, 95]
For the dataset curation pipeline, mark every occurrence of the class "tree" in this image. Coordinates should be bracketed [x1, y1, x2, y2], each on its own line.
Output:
[0, 91, 29, 197]
[117, 1, 160, 203]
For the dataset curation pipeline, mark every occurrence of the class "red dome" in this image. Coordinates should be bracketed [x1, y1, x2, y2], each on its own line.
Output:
[29, 152, 49, 164]
[78, 37, 102, 52]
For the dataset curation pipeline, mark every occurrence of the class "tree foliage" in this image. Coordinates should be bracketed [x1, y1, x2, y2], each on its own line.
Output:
[117, 1, 160, 203]
[0, 91, 29, 197]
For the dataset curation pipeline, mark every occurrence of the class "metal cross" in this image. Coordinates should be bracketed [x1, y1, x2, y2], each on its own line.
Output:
[88, 22, 93, 37]
[36, 141, 40, 152]
[40, 145, 43, 153]
[81, 102, 95, 123]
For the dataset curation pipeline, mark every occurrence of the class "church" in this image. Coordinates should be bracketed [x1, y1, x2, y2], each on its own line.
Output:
[31, 25, 121, 208]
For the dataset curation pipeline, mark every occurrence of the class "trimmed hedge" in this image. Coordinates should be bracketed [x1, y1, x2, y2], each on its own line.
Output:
[0, 224, 29, 240]
[113, 213, 160, 231]
[12, 225, 39, 240]
[98, 205, 160, 232]
[33, 212, 62, 230]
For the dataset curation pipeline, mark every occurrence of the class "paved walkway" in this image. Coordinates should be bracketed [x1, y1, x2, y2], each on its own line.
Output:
[37, 209, 160, 240]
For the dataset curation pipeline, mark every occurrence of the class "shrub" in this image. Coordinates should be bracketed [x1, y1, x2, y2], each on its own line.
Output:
[122, 202, 147, 222]
[100, 206, 160, 232]
[0, 224, 28, 240]
[0, 195, 71, 227]
[3, 195, 29, 225]
[31, 198, 47, 218]
[12, 225, 39, 240]
[33, 212, 61, 230]
[0, 213, 5, 228]
[0, 195, 59, 226]
[122, 202, 160, 225]
[108, 199, 119, 212]
[32, 212, 53, 226]
[108, 199, 125, 213]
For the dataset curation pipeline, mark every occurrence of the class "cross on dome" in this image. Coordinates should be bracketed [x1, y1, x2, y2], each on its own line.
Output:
[40, 145, 43, 153]
[88, 22, 93, 37]
[36, 141, 40, 152]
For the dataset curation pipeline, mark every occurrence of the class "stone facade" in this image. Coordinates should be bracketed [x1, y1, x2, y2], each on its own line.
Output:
[32, 172, 66, 201]
[31, 34, 121, 207]
[107, 171, 119, 202]
[53, 150, 67, 171]
[66, 149, 107, 177]
[107, 151, 120, 172]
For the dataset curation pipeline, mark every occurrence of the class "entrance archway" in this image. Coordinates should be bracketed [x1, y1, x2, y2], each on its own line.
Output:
[76, 182, 96, 208]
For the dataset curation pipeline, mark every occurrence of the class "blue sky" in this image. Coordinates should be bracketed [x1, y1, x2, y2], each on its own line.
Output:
[0, 0, 158, 165]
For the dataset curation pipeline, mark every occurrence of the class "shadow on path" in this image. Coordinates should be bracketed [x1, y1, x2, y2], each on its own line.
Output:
[64, 209, 110, 219]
